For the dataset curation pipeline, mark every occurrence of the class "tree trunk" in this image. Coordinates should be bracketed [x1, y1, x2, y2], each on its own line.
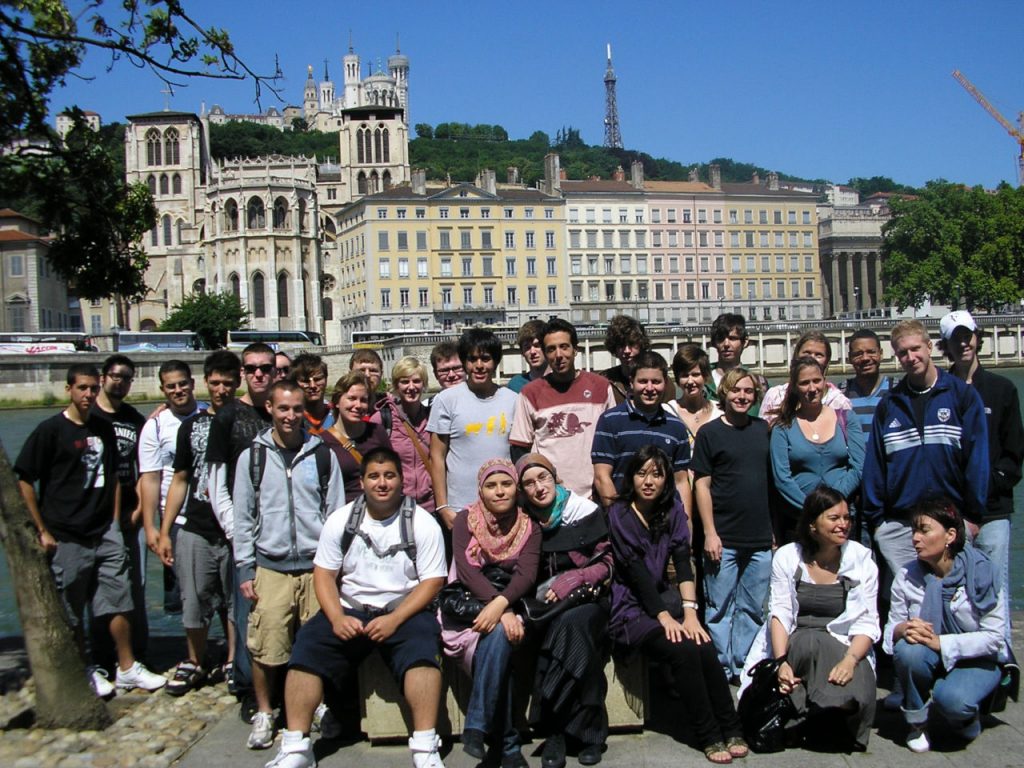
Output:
[0, 442, 112, 730]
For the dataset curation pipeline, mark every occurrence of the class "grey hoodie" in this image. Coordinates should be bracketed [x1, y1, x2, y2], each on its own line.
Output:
[232, 428, 344, 582]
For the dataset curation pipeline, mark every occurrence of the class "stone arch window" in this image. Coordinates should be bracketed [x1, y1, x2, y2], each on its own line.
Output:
[298, 199, 307, 232]
[356, 127, 366, 164]
[302, 269, 310, 319]
[382, 127, 390, 163]
[252, 272, 266, 318]
[224, 199, 239, 231]
[192, 278, 206, 294]
[363, 126, 372, 164]
[229, 272, 240, 300]
[146, 128, 162, 166]
[172, 173, 182, 195]
[159, 174, 169, 195]
[369, 170, 379, 194]
[322, 297, 333, 321]
[162, 214, 172, 245]
[147, 174, 156, 194]
[150, 226, 158, 246]
[247, 197, 265, 229]
[164, 128, 180, 165]
[382, 170, 392, 190]
[357, 171, 367, 195]
[374, 128, 383, 163]
[272, 197, 289, 230]
[277, 272, 289, 318]
[140, 318, 158, 331]
[176, 219, 186, 244]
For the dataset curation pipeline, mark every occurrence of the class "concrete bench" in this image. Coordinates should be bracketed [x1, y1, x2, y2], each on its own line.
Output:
[359, 652, 648, 744]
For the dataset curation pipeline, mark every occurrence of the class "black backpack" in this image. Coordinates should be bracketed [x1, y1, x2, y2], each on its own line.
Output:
[339, 493, 419, 578]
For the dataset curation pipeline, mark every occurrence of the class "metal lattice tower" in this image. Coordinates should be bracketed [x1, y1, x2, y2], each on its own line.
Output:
[603, 44, 623, 149]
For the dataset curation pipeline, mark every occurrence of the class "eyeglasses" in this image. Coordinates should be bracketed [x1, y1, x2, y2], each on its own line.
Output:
[105, 372, 133, 382]
[276, 366, 291, 376]
[436, 365, 464, 377]
[521, 471, 554, 490]
[243, 364, 274, 376]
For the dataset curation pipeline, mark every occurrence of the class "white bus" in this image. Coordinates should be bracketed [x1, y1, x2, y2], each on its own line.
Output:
[0, 332, 96, 354]
[226, 329, 324, 352]
[115, 331, 202, 353]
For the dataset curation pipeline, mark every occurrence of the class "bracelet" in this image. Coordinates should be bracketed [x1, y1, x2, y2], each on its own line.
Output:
[681, 600, 699, 611]
[436, 504, 454, 512]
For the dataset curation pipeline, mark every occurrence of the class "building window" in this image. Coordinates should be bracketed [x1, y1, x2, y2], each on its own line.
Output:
[481, 231, 492, 248]
[8, 254, 24, 277]
[805, 280, 815, 298]
[462, 257, 472, 276]
[417, 258, 428, 278]
[526, 257, 537, 276]
[546, 257, 556, 275]
[400, 288, 410, 308]
[544, 208, 554, 219]
[378, 232, 389, 251]
[252, 272, 266, 318]
[162, 214, 172, 245]
[439, 231, 451, 249]
[146, 128, 162, 166]
[418, 287, 429, 306]
[397, 231, 408, 250]
[507, 286, 518, 305]
[439, 208, 449, 219]
[277, 273, 289, 317]
[506, 257, 516, 275]
[459, 208, 470, 219]
[504, 231, 515, 248]
[504, 208, 514, 218]
[381, 289, 391, 308]
[415, 231, 427, 251]
[463, 286, 473, 305]
[379, 259, 390, 278]
[460, 231, 472, 249]
[682, 210, 692, 224]
[547, 286, 557, 304]
[247, 197, 265, 229]
[525, 232, 535, 249]
[571, 256, 581, 275]
[398, 258, 409, 278]
[440, 258, 452, 277]
[377, 208, 388, 219]
[528, 286, 537, 305]
[172, 173, 182, 195]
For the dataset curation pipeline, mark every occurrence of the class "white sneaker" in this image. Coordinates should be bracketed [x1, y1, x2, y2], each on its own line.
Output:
[265, 735, 315, 768]
[311, 702, 328, 733]
[906, 726, 930, 753]
[248, 711, 276, 750]
[410, 734, 445, 768]
[115, 661, 167, 691]
[88, 666, 115, 697]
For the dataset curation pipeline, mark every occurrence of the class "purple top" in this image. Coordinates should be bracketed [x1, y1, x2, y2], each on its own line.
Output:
[608, 499, 690, 646]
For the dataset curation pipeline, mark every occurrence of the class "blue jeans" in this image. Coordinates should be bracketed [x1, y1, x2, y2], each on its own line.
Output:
[894, 640, 1001, 726]
[703, 547, 771, 679]
[232, 567, 253, 693]
[465, 622, 519, 756]
[972, 519, 1014, 662]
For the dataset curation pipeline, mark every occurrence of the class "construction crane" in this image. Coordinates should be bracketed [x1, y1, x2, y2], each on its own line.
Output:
[952, 69, 1024, 186]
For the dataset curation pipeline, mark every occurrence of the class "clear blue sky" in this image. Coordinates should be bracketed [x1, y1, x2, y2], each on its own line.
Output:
[53, 0, 1024, 189]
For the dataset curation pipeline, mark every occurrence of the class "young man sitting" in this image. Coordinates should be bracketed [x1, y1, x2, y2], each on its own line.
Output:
[265, 447, 448, 768]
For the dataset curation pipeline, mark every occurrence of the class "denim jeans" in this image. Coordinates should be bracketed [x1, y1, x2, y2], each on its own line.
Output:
[703, 547, 771, 679]
[873, 519, 917, 579]
[894, 639, 1001, 726]
[971, 519, 1014, 661]
[232, 566, 253, 692]
[465, 622, 519, 756]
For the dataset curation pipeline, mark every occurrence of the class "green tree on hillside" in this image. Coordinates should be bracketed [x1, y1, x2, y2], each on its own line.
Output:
[882, 181, 1024, 311]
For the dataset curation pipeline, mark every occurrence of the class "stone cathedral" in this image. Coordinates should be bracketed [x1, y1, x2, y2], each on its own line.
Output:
[112, 41, 411, 344]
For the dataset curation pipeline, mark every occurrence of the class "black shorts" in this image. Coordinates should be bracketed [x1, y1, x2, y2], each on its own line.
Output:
[289, 609, 441, 687]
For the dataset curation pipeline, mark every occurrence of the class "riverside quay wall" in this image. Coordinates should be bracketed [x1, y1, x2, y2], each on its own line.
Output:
[2, 316, 1024, 403]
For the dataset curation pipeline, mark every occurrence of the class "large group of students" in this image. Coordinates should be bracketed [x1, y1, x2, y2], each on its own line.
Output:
[13, 308, 1021, 768]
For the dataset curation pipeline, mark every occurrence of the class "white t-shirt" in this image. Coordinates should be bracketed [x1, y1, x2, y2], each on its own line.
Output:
[138, 405, 201, 523]
[314, 499, 447, 612]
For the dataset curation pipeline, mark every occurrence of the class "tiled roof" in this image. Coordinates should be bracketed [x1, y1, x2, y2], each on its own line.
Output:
[0, 229, 49, 243]
[644, 180, 717, 193]
[560, 180, 640, 193]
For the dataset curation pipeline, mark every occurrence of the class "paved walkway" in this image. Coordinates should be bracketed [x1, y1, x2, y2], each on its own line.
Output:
[172, 617, 1023, 768]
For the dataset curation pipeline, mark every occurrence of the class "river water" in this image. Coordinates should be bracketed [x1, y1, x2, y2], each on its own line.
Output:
[2, 371, 1023, 636]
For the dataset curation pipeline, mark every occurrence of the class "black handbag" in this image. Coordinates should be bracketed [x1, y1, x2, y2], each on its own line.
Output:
[737, 656, 797, 753]
[438, 564, 512, 627]
[520, 582, 602, 626]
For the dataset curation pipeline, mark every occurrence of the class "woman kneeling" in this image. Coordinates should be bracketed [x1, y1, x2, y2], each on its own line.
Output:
[884, 498, 1007, 753]
[608, 446, 746, 764]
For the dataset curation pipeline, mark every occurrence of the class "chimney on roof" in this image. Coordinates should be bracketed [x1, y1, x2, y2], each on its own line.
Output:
[630, 160, 644, 190]
[613, 166, 625, 182]
[688, 167, 699, 183]
[480, 168, 496, 195]
[507, 166, 520, 185]
[411, 168, 426, 196]
[543, 153, 561, 195]
[767, 171, 779, 191]
[710, 164, 721, 190]
[559, 168, 567, 180]
[752, 171, 760, 185]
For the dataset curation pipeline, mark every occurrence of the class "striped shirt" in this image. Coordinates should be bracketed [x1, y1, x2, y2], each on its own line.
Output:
[841, 375, 893, 435]
[591, 399, 691, 492]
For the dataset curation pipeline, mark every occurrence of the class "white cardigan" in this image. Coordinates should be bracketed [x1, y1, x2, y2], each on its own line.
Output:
[882, 559, 1008, 670]
[740, 541, 880, 693]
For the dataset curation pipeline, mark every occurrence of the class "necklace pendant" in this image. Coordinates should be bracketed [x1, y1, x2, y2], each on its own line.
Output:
[811, 432, 820, 441]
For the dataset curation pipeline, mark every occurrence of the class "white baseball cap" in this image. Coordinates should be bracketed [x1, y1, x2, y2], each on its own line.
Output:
[939, 310, 978, 341]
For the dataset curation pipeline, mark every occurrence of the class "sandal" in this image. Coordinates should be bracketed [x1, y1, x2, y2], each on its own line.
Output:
[703, 742, 733, 764]
[726, 736, 749, 758]
[165, 660, 205, 697]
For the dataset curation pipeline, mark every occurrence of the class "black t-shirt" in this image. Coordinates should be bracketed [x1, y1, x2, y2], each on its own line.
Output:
[90, 402, 145, 514]
[173, 411, 225, 543]
[205, 399, 272, 495]
[14, 412, 118, 542]
[320, 423, 391, 501]
[690, 416, 773, 549]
